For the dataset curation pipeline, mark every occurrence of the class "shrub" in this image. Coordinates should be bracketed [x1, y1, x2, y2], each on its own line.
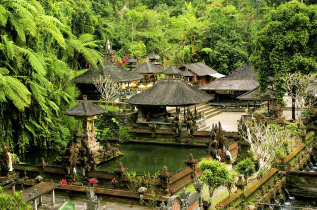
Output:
[234, 158, 255, 179]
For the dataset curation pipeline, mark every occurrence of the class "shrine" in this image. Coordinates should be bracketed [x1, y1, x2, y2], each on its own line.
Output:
[57, 96, 122, 179]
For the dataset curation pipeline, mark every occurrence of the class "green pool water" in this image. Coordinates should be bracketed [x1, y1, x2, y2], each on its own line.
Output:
[97, 143, 206, 174]
[21, 143, 207, 175]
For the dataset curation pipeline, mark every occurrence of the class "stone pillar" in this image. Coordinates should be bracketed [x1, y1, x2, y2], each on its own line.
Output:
[12, 184, 15, 194]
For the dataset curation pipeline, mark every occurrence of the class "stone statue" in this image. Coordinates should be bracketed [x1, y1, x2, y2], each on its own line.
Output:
[0, 143, 10, 176]
[233, 118, 252, 165]
[172, 114, 181, 138]
[186, 109, 195, 138]
[206, 122, 226, 161]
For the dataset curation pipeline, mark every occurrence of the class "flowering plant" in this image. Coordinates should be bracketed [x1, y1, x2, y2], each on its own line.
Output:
[89, 178, 98, 187]
[59, 179, 67, 185]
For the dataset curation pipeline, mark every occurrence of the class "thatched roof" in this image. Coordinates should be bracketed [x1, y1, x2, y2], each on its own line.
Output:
[127, 57, 137, 64]
[73, 61, 143, 84]
[128, 79, 214, 106]
[164, 65, 182, 75]
[148, 52, 161, 60]
[133, 62, 164, 74]
[225, 66, 257, 80]
[65, 101, 107, 117]
[237, 87, 276, 101]
[181, 70, 194, 77]
[182, 62, 218, 76]
[200, 66, 259, 91]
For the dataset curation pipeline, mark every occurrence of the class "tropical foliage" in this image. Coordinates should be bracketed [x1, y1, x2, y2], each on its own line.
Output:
[0, 0, 102, 152]
[251, 2, 317, 102]
[0, 187, 31, 209]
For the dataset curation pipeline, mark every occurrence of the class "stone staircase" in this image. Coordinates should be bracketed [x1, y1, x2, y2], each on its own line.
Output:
[167, 102, 221, 131]
[167, 102, 222, 120]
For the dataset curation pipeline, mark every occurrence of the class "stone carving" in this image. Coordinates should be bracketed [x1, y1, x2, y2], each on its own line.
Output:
[172, 114, 181, 139]
[158, 179, 203, 210]
[233, 118, 252, 165]
[206, 122, 225, 161]
[0, 143, 11, 176]
[85, 188, 101, 210]
[186, 108, 195, 138]
[185, 154, 196, 168]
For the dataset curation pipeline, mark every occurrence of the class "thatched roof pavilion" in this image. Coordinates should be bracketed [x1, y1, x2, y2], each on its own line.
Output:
[74, 60, 142, 84]
[164, 65, 182, 78]
[65, 99, 106, 118]
[237, 87, 277, 113]
[133, 62, 163, 75]
[200, 66, 259, 93]
[126, 57, 138, 70]
[148, 52, 161, 61]
[73, 61, 142, 100]
[128, 78, 213, 106]
[180, 62, 219, 86]
[133, 61, 164, 82]
[148, 52, 161, 65]
[128, 78, 213, 123]
[182, 62, 218, 76]
[237, 87, 276, 101]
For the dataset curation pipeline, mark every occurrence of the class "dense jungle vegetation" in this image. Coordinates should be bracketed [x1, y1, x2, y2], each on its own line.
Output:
[0, 0, 316, 152]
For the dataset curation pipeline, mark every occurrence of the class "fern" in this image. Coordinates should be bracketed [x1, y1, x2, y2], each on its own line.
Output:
[0, 4, 8, 26]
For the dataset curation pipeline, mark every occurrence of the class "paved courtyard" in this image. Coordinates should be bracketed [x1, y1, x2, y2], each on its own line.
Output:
[204, 110, 299, 132]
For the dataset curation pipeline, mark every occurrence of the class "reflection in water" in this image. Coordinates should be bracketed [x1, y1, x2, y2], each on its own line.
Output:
[97, 144, 206, 174]
[20, 143, 206, 175]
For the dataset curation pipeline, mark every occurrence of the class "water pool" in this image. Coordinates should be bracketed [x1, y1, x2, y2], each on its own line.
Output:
[97, 143, 206, 174]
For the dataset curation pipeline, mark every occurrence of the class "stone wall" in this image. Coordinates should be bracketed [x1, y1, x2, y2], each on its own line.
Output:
[286, 171, 317, 198]
[215, 132, 315, 209]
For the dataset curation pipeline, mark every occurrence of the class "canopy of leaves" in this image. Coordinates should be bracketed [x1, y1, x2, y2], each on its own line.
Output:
[234, 158, 255, 178]
[251, 2, 317, 102]
[0, 0, 102, 152]
[198, 159, 233, 196]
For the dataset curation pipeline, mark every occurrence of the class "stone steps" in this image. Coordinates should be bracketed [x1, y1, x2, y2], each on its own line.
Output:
[167, 102, 222, 120]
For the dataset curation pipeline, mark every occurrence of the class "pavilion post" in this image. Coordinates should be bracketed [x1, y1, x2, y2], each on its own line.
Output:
[268, 101, 270, 113]
[254, 101, 256, 111]
[195, 105, 197, 118]
[184, 106, 186, 120]
[12, 184, 15, 194]
[51, 190, 55, 206]
[33, 199, 38, 210]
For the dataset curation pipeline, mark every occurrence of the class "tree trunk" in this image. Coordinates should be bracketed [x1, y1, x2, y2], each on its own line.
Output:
[292, 97, 296, 120]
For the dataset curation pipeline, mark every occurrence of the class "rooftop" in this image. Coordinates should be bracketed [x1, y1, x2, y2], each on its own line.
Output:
[182, 62, 218, 76]
[128, 78, 214, 106]
[73, 61, 143, 84]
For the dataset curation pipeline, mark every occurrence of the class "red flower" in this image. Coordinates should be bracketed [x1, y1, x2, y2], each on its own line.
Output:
[115, 62, 122, 66]
[124, 56, 130, 60]
[122, 60, 127, 64]
[59, 179, 67, 185]
[158, 65, 162, 68]
[89, 178, 98, 184]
